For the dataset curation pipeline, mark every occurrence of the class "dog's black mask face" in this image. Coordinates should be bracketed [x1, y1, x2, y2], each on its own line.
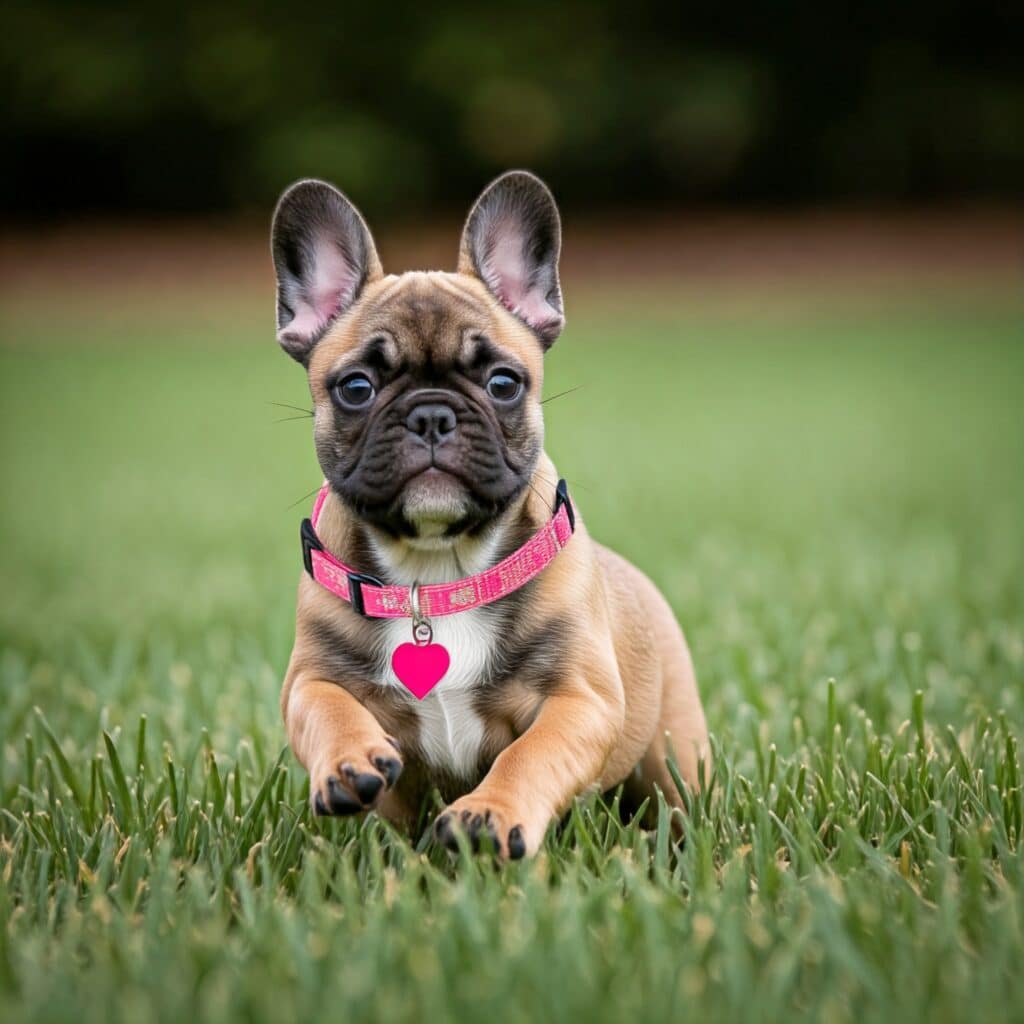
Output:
[271, 171, 565, 543]
[314, 284, 544, 539]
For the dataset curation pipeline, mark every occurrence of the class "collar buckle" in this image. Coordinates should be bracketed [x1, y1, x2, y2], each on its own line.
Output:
[347, 571, 385, 616]
[303, 517, 383, 616]
[553, 478, 576, 531]
[300, 518, 323, 576]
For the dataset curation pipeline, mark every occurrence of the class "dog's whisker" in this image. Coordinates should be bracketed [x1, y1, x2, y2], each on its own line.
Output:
[535, 469, 592, 496]
[270, 401, 315, 416]
[274, 414, 316, 423]
[540, 385, 584, 405]
[525, 480, 548, 509]
[531, 470, 559, 491]
[286, 485, 324, 510]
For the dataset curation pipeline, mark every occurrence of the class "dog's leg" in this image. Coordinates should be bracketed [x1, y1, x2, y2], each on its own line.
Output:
[632, 599, 711, 812]
[434, 667, 625, 858]
[283, 676, 404, 817]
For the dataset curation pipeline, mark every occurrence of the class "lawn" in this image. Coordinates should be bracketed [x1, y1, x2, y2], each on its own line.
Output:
[1, 285, 1023, 1023]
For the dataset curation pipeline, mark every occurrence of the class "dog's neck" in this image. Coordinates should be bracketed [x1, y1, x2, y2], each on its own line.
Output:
[367, 527, 504, 586]
[366, 483, 546, 586]
[316, 461, 558, 588]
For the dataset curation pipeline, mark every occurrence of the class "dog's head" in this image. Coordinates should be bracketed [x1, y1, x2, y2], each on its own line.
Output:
[272, 171, 564, 542]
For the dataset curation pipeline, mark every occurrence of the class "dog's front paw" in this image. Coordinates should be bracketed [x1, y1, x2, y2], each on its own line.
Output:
[310, 737, 403, 816]
[433, 795, 536, 860]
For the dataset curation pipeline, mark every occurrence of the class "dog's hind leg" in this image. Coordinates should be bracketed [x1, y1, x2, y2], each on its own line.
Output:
[620, 592, 710, 820]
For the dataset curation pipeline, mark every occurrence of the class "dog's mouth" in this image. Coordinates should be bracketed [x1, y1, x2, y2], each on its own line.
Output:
[400, 466, 471, 533]
[331, 450, 521, 540]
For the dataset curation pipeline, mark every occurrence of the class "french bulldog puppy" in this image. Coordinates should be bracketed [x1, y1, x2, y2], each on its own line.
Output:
[274, 171, 709, 858]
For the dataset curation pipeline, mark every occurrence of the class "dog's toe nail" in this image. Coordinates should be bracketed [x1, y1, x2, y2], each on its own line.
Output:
[435, 814, 455, 846]
[326, 775, 362, 815]
[373, 756, 402, 787]
[508, 826, 526, 860]
[313, 791, 329, 816]
[353, 772, 384, 805]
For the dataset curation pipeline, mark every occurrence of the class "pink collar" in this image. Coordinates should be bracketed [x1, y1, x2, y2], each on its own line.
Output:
[300, 480, 576, 618]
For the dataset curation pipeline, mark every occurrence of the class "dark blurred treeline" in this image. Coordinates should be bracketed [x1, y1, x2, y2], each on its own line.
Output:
[4, 0, 1023, 220]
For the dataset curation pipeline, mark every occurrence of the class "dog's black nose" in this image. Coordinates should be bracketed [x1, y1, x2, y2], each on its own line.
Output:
[405, 402, 457, 444]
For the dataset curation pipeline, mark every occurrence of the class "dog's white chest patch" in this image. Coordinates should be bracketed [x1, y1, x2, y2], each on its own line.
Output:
[380, 610, 494, 778]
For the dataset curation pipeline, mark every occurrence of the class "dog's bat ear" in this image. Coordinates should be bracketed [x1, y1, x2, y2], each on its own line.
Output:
[271, 179, 383, 364]
[458, 170, 564, 349]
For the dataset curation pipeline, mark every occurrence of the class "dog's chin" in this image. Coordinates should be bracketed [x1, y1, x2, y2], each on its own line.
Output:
[400, 468, 474, 544]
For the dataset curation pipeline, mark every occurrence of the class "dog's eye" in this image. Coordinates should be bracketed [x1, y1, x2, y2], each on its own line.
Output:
[334, 373, 376, 409]
[486, 371, 522, 403]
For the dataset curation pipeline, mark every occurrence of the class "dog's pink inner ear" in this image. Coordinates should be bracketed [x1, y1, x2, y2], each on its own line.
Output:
[272, 179, 381, 363]
[479, 221, 564, 340]
[277, 237, 360, 348]
[460, 172, 564, 348]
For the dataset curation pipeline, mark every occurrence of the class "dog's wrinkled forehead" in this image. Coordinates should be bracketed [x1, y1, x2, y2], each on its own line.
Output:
[308, 271, 543, 386]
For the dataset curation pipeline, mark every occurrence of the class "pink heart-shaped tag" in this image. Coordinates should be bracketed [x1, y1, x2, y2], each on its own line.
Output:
[391, 642, 450, 700]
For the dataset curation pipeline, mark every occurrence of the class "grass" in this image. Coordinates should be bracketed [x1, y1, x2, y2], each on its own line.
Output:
[1, 286, 1023, 1023]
